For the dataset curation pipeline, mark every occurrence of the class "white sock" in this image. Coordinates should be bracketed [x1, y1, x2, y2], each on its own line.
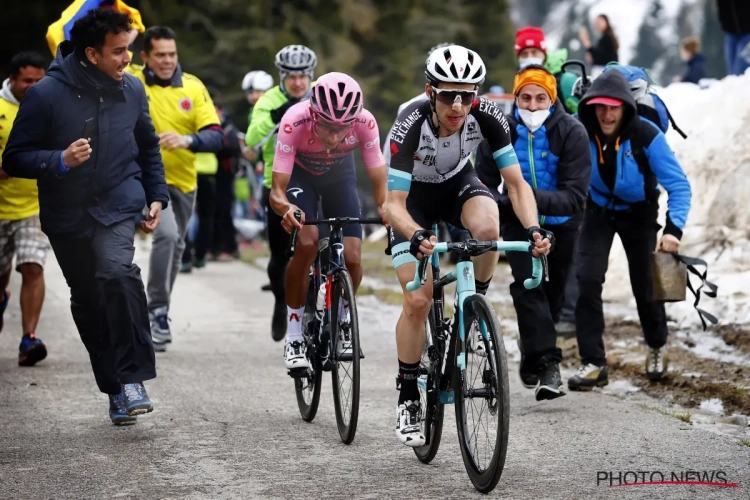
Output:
[286, 306, 305, 342]
[338, 298, 350, 323]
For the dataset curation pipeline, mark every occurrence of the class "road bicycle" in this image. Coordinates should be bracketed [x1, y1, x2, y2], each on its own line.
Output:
[405, 225, 546, 493]
[287, 211, 383, 444]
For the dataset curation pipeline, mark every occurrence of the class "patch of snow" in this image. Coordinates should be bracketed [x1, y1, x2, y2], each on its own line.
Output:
[699, 398, 725, 416]
[602, 379, 641, 396]
[675, 330, 750, 366]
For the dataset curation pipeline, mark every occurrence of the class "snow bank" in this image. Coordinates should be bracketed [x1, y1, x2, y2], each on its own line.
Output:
[602, 72, 750, 328]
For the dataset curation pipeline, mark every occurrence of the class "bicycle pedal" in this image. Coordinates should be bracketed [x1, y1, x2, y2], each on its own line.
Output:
[335, 347, 365, 362]
[321, 357, 334, 372]
[287, 367, 309, 378]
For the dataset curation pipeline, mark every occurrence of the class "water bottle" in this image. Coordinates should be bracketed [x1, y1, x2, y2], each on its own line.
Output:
[315, 282, 326, 322]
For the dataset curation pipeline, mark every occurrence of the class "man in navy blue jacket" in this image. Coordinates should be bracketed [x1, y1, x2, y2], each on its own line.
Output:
[476, 65, 591, 401]
[569, 69, 691, 390]
[2, 9, 169, 425]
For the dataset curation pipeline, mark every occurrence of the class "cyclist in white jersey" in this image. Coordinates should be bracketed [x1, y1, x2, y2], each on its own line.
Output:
[386, 45, 554, 447]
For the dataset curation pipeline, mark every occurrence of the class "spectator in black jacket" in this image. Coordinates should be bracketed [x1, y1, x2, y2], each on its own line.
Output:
[212, 102, 243, 260]
[475, 65, 591, 401]
[673, 37, 707, 84]
[717, 0, 750, 76]
[579, 14, 619, 77]
[2, 9, 168, 425]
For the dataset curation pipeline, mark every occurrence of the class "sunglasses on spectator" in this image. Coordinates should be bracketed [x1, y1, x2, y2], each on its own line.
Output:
[431, 87, 477, 106]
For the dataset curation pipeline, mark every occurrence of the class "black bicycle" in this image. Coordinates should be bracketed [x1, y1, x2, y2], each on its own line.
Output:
[287, 211, 383, 444]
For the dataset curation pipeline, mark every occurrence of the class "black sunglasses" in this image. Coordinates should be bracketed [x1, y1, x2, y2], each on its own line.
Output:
[432, 87, 477, 106]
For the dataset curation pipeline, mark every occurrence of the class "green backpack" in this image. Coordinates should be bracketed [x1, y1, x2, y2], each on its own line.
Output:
[545, 49, 583, 115]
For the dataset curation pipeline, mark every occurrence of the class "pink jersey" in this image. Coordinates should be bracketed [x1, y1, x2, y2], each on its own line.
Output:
[272, 101, 385, 175]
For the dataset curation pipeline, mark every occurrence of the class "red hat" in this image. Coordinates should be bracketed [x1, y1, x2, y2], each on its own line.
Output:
[515, 27, 548, 56]
[587, 97, 623, 107]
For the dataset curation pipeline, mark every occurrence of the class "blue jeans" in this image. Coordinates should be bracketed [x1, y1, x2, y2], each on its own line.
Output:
[724, 33, 750, 76]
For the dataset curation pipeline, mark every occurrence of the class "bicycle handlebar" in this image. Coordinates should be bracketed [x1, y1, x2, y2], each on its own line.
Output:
[405, 240, 547, 292]
[287, 210, 386, 257]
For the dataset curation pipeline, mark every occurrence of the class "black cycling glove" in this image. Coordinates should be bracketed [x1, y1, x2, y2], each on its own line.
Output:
[270, 99, 300, 124]
[527, 226, 556, 251]
[409, 229, 435, 258]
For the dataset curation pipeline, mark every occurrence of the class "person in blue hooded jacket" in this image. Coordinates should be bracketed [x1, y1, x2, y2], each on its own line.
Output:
[2, 9, 168, 425]
[475, 65, 591, 401]
[569, 69, 691, 390]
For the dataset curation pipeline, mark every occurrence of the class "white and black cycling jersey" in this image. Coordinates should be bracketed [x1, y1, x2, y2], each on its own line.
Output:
[388, 98, 515, 186]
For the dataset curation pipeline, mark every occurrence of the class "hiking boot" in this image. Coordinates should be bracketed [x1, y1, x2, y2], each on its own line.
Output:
[568, 363, 608, 391]
[122, 383, 153, 416]
[18, 334, 47, 367]
[109, 392, 137, 426]
[0, 289, 9, 334]
[535, 359, 566, 401]
[194, 258, 207, 269]
[179, 261, 193, 273]
[271, 301, 287, 342]
[517, 337, 538, 389]
[646, 346, 668, 381]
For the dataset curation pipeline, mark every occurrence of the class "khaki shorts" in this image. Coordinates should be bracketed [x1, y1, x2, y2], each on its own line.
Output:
[0, 215, 49, 274]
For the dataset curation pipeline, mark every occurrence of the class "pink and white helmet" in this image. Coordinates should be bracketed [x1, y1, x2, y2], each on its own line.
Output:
[310, 72, 363, 125]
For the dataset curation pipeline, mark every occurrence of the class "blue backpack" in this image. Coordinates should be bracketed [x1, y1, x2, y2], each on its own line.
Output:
[602, 63, 687, 139]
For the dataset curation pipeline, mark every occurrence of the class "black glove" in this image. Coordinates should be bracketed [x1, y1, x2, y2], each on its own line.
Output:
[409, 229, 435, 258]
[527, 226, 556, 251]
[270, 99, 299, 124]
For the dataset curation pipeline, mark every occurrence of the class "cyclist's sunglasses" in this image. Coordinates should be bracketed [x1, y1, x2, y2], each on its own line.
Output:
[431, 87, 477, 106]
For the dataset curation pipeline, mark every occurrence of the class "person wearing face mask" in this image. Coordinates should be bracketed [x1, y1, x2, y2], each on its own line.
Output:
[515, 27, 548, 69]
[475, 65, 591, 401]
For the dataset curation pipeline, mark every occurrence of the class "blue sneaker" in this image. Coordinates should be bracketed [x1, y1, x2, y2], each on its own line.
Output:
[122, 383, 153, 416]
[0, 289, 9, 334]
[18, 333, 47, 367]
[109, 392, 137, 425]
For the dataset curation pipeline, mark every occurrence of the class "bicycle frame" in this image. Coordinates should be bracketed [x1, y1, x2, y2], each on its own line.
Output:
[412, 225, 545, 404]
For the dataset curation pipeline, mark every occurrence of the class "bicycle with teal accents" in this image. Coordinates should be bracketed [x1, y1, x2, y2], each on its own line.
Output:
[405, 224, 546, 493]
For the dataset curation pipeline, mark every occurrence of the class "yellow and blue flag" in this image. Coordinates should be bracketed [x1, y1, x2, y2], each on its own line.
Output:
[46, 0, 146, 56]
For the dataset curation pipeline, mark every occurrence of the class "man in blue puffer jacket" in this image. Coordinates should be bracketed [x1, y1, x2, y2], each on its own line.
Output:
[476, 65, 591, 401]
[568, 69, 691, 390]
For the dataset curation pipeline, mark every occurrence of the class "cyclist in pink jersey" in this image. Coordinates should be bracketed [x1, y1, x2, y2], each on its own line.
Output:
[269, 72, 388, 370]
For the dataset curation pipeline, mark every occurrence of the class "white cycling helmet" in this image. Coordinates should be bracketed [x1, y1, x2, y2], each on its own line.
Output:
[275, 45, 317, 75]
[425, 44, 486, 87]
[242, 70, 274, 92]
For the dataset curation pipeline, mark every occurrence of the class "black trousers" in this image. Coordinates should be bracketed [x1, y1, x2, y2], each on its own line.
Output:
[262, 186, 289, 304]
[558, 231, 579, 323]
[575, 203, 668, 366]
[213, 167, 237, 255]
[501, 218, 577, 366]
[49, 219, 156, 395]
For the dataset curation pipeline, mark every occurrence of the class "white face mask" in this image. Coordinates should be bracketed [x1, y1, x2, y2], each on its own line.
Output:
[519, 57, 545, 69]
[518, 107, 550, 132]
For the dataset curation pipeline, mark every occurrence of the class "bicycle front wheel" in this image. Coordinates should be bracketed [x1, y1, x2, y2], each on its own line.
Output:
[330, 270, 361, 444]
[454, 294, 510, 493]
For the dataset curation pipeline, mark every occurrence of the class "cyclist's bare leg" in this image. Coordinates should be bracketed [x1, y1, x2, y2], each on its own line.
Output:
[343, 236, 362, 291]
[460, 196, 500, 283]
[394, 263, 433, 363]
[285, 225, 319, 308]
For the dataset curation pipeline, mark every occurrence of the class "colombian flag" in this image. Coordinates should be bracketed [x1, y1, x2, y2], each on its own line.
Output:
[45, 0, 146, 56]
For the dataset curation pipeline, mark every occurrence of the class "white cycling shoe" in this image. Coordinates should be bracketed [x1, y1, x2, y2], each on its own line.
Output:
[284, 340, 310, 370]
[396, 400, 426, 447]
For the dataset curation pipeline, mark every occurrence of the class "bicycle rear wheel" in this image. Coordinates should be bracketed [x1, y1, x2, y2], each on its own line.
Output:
[294, 272, 323, 421]
[414, 311, 445, 463]
[330, 270, 361, 444]
[454, 294, 510, 493]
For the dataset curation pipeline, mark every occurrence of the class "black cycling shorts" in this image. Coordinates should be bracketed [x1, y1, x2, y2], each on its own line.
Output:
[388, 165, 494, 267]
[286, 153, 363, 239]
